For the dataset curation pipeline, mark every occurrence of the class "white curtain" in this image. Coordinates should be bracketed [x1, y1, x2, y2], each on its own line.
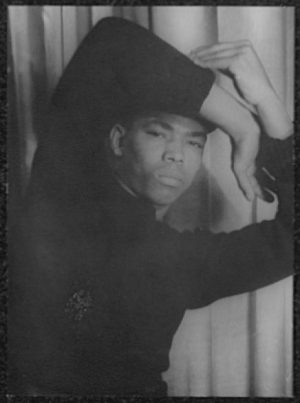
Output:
[8, 6, 294, 397]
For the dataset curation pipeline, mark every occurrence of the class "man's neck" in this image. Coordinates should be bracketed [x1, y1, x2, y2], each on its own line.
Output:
[155, 205, 169, 221]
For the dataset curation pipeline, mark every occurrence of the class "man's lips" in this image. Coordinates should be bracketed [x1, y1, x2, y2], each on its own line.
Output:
[157, 174, 184, 187]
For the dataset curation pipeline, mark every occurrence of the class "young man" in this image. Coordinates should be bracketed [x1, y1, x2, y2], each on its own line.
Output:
[9, 17, 293, 396]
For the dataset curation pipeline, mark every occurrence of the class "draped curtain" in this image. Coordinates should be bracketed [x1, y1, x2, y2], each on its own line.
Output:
[8, 6, 294, 397]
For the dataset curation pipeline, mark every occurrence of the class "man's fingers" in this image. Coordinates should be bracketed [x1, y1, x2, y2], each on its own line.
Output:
[255, 167, 278, 197]
[253, 168, 276, 202]
[248, 173, 264, 199]
[234, 166, 267, 202]
[190, 43, 239, 56]
[233, 165, 255, 201]
[190, 48, 243, 63]
[189, 40, 251, 56]
[193, 56, 239, 70]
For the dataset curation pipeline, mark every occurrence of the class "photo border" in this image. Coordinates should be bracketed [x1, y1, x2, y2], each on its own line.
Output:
[1, 2, 299, 402]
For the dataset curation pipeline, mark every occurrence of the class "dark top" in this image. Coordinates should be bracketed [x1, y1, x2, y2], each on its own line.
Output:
[8, 136, 293, 396]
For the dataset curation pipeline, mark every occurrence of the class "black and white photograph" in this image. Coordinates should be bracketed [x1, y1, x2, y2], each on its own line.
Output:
[7, 5, 295, 397]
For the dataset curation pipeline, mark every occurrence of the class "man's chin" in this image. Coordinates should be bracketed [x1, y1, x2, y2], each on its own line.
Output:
[147, 189, 183, 209]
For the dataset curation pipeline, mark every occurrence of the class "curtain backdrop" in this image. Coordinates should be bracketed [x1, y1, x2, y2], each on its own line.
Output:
[8, 6, 294, 397]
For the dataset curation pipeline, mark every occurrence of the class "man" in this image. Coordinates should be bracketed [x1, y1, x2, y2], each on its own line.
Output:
[8, 17, 293, 396]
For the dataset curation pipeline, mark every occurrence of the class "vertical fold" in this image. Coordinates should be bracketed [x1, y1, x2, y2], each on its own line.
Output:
[8, 15, 23, 213]
[9, 6, 47, 186]
[217, 6, 293, 397]
[91, 6, 114, 26]
[76, 7, 92, 45]
[43, 6, 64, 92]
[9, 6, 31, 186]
[150, 6, 218, 396]
[151, 6, 217, 53]
[284, 8, 295, 121]
[61, 6, 78, 69]
[250, 7, 292, 397]
[133, 6, 151, 29]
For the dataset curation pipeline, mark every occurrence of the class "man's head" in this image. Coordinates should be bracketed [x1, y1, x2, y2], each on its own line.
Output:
[50, 17, 216, 212]
[108, 112, 208, 211]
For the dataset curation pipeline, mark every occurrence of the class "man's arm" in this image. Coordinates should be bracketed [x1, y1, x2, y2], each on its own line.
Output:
[191, 40, 293, 201]
[191, 40, 293, 139]
[154, 136, 293, 310]
[186, 130, 293, 308]
[198, 83, 263, 201]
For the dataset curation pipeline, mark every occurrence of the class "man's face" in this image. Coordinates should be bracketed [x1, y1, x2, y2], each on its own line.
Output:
[113, 113, 207, 208]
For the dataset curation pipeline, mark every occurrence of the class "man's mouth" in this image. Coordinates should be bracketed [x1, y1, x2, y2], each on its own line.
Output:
[157, 174, 183, 187]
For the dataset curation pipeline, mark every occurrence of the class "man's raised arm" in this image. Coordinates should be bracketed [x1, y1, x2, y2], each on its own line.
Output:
[191, 40, 293, 201]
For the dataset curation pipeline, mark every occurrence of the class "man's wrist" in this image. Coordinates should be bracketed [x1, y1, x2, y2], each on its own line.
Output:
[253, 85, 278, 108]
[254, 88, 293, 139]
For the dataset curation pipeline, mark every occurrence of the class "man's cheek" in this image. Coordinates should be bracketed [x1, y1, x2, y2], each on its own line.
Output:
[185, 165, 201, 186]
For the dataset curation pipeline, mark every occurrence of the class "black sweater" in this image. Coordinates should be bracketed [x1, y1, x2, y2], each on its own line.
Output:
[9, 136, 293, 396]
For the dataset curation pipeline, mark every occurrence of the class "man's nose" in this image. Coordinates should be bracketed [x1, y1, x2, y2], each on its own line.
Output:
[163, 139, 184, 164]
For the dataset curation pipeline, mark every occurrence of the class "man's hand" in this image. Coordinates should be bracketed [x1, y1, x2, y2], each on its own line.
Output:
[199, 83, 263, 201]
[189, 40, 293, 201]
[189, 40, 293, 140]
[189, 40, 272, 106]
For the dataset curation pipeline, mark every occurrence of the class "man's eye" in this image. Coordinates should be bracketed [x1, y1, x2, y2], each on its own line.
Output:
[188, 141, 204, 149]
[147, 131, 163, 137]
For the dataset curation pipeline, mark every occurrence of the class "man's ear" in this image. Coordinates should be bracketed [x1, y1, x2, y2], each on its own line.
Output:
[109, 124, 127, 157]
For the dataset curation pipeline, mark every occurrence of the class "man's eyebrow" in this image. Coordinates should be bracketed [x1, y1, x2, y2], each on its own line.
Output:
[143, 119, 173, 131]
[188, 131, 207, 138]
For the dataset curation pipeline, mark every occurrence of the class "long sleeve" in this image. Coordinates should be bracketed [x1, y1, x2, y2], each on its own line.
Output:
[178, 135, 294, 308]
[256, 134, 294, 227]
[108, 136, 294, 312]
